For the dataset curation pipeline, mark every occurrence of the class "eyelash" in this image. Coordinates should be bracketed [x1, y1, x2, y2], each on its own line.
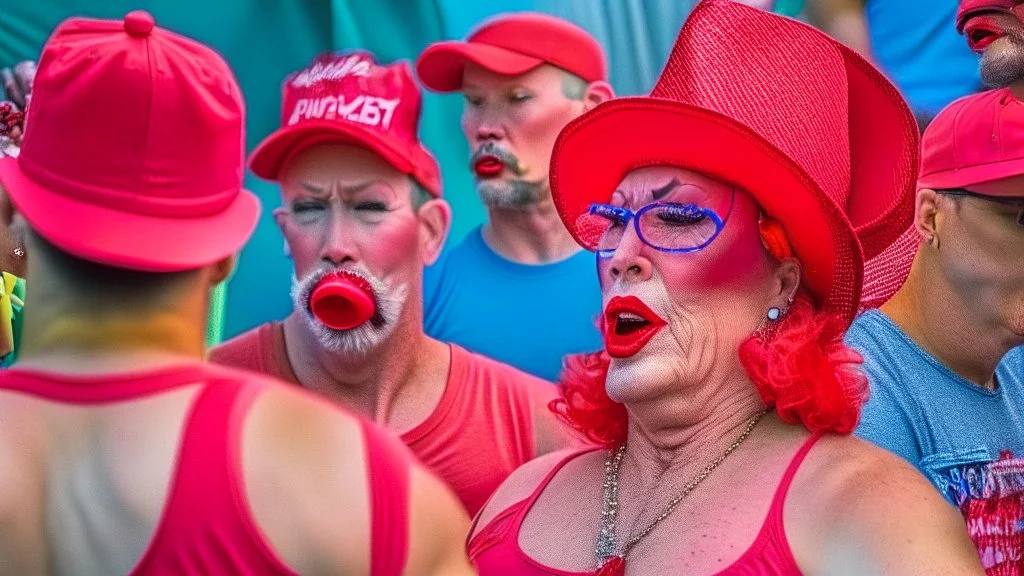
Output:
[292, 201, 323, 213]
[356, 202, 388, 212]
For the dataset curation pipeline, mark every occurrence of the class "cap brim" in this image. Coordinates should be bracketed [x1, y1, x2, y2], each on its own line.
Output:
[416, 41, 544, 93]
[550, 97, 863, 322]
[248, 121, 441, 196]
[0, 157, 260, 273]
[956, 1, 1016, 31]
[919, 157, 1024, 194]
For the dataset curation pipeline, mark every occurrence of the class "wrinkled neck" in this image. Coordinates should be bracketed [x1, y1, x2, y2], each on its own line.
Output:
[620, 380, 766, 487]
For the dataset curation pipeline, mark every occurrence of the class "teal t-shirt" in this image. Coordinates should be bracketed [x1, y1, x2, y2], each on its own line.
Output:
[424, 226, 603, 381]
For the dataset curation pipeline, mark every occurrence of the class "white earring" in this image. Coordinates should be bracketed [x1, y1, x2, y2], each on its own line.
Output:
[767, 307, 782, 321]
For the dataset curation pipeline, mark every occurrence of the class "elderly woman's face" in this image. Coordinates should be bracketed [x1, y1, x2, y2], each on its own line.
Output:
[595, 166, 779, 402]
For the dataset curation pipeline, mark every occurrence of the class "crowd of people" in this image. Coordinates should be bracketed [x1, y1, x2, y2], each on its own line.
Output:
[0, 0, 1020, 574]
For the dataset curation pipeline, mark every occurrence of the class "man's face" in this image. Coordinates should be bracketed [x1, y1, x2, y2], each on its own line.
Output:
[933, 189, 1024, 345]
[460, 63, 588, 208]
[276, 143, 426, 356]
[962, 2, 1024, 86]
[595, 166, 783, 404]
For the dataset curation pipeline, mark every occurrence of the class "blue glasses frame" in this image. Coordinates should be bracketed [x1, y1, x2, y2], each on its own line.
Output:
[586, 200, 728, 258]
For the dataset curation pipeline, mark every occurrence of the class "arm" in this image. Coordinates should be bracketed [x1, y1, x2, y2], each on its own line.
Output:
[797, 439, 983, 575]
[405, 465, 475, 576]
[804, 0, 873, 60]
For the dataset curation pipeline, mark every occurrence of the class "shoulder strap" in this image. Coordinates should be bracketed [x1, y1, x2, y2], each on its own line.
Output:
[361, 419, 411, 576]
[768, 432, 823, 516]
[134, 377, 267, 573]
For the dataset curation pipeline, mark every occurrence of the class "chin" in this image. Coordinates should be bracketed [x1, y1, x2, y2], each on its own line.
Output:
[980, 41, 1024, 87]
[604, 353, 679, 404]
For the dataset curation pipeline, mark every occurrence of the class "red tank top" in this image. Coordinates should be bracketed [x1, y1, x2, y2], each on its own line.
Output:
[212, 323, 556, 514]
[0, 363, 409, 575]
[468, 433, 822, 575]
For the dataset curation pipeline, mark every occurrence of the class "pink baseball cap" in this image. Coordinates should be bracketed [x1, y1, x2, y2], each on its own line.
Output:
[956, 0, 1019, 32]
[918, 87, 1024, 196]
[416, 12, 607, 93]
[249, 51, 441, 197]
[0, 11, 258, 273]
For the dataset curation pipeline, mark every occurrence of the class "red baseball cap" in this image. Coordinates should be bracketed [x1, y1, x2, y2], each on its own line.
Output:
[956, 0, 1019, 32]
[918, 87, 1024, 195]
[0, 11, 258, 273]
[249, 51, 441, 197]
[416, 12, 607, 93]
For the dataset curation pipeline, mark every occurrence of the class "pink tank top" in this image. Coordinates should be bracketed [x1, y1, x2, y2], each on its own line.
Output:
[468, 433, 822, 575]
[0, 363, 409, 575]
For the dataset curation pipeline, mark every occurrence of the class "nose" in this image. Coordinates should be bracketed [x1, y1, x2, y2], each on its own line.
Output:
[606, 226, 653, 283]
[473, 109, 505, 143]
[320, 211, 358, 267]
[476, 122, 503, 142]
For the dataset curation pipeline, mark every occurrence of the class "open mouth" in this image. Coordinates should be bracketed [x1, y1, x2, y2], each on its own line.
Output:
[473, 155, 504, 178]
[966, 16, 1009, 51]
[603, 295, 667, 359]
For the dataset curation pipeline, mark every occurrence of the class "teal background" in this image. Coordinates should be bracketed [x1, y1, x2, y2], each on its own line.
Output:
[0, 0, 805, 344]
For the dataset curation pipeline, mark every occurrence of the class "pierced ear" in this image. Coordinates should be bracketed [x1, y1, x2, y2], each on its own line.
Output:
[774, 256, 802, 309]
[417, 198, 451, 265]
[915, 188, 939, 245]
[583, 81, 615, 111]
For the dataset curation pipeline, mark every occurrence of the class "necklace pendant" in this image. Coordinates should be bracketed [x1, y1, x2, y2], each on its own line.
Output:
[596, 555, 625, 576]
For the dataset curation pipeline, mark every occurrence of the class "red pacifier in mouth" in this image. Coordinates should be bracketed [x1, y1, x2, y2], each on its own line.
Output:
[309, 271, 376, 330]
[474, 155, 504, 178]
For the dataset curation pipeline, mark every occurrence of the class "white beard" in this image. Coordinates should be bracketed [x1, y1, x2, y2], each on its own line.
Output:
[291, 266, 408, 358]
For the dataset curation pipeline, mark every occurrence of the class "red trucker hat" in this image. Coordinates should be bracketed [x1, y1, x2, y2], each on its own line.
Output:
[249, 51, 441, 197]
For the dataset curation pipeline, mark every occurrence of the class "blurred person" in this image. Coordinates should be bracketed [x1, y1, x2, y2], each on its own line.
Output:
[467, 3, 982, 574]
[846, 87, 1024, 574]
[213, 50, 576, 515]
[415, 13, 614, 381]
[807, 0, 982, 129]
[0, 13, 471, 575]
[957, 0, 1024, 94]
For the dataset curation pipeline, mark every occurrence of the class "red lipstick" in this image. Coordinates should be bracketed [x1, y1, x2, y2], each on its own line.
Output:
[965, 15, 1008, 51]
[474, 155, 503, 178]
[603, 296, 667, 359]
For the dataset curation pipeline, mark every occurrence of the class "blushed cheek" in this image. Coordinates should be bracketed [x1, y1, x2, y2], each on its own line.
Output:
[365, 221, 423, 278]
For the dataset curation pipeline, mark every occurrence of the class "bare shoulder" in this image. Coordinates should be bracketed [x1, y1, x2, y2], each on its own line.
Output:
[472, 448, 593, 539]
[787, 434, 983, 575]
[243, 380, 474, 575]
[241, 380, 372, 574]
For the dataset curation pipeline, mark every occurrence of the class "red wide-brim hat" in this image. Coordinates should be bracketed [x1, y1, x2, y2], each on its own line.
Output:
[551, 0, 920, 323]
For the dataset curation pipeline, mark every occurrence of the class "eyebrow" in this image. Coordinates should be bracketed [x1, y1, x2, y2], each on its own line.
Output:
[295, 181, 393, 198]
[651, 178, 682, 200]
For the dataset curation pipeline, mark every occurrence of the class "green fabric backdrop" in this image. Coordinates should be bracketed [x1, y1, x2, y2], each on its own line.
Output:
[0, 0, 804, 345]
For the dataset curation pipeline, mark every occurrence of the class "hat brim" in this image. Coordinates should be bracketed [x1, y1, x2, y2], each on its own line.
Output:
[956, 0, 1016, 32]
[919, 157, 1024, 195]
[416, 41, 544, 93]
[248, 121, 441, 196]
[0, 157, 260, 273]
[550, 97, 864, 322]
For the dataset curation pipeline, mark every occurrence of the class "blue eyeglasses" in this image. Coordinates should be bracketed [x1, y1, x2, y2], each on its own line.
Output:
[581, 190, 733, 257]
